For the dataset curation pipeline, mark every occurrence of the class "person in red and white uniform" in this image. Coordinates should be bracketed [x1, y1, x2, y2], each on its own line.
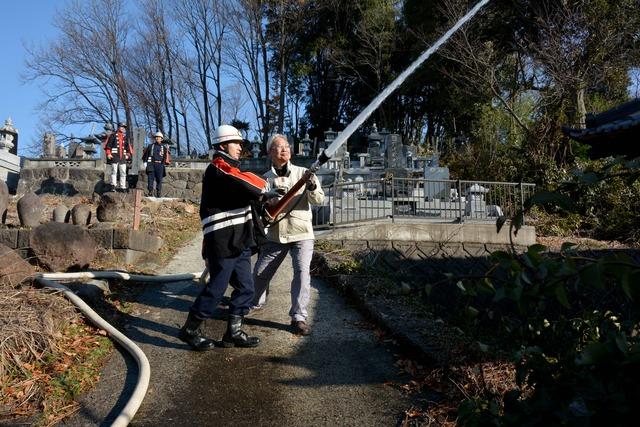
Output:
[104, 122, 134, 191]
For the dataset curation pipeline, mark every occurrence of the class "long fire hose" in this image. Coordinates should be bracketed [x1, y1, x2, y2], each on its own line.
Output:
[35, 271, 203, 427]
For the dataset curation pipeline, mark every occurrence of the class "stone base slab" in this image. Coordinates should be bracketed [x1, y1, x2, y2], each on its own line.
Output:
[113, 229, 163, 252]
[112, 248, 148, 264]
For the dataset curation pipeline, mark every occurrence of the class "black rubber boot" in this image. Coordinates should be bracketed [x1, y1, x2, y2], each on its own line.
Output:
[221, 314, 260, 348]
[156, 189, 162, 198]
[178, 313, 216, 351]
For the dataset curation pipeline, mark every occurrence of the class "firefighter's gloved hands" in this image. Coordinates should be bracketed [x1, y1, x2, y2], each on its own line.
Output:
[261, 188, 286, 201]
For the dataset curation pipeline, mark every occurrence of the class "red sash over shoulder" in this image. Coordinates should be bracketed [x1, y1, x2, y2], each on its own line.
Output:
[212, 157, 266, 190]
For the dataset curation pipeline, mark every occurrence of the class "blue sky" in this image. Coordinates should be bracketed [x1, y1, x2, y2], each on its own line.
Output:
[0, 1, 61, 155]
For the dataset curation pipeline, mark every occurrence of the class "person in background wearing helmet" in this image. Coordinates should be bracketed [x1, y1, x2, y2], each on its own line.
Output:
[250, 134, 324, 336]
[104, 122, 134, 191]
[178, 124, 284, 351]
[142, 131, 171, 197]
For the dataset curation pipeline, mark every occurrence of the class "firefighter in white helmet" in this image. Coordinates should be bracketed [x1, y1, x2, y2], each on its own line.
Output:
[178, 125, 284, 351]
[142, 131, 171, 197]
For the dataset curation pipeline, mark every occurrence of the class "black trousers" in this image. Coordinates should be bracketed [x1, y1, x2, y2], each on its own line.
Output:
[191, 248, 255, 319]
[147, 163, 164, 192]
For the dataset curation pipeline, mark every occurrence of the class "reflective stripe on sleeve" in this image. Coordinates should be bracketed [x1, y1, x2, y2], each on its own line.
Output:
[201, 206, 253, 236]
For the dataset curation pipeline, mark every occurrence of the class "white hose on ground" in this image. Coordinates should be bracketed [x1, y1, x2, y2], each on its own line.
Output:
[36, 270, 204, 427]
[41, 271, 203, 282]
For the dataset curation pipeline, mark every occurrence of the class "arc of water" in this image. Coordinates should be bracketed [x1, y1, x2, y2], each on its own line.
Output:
[319, 0, 492, 164]
[265, 0, 492, 221]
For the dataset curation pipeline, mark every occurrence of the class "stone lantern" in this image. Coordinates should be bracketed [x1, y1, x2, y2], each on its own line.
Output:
[301, 133, 311, 157]
[83, 143, 97, 159]
[324, 128, 337, 143]
[0, 118, 21, 191]
[321, 128, 337, 153]
[251, 136, 261, 158]
[0, 118, 17, 153]
[464, 183, 489, 218]
[367, 124, 384, 169]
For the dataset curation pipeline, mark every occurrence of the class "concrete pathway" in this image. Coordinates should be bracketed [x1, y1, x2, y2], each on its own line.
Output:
[62, 237, 412, 426]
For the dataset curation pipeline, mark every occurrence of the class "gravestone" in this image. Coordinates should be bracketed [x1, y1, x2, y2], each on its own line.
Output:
[53, 205, 70, 223]
[97, 191, 129, 222]
[17, 193, 43, 227]
[386, 133, 405, 168]
[42, 132, 56, 157]
[72, 203, 92, 226]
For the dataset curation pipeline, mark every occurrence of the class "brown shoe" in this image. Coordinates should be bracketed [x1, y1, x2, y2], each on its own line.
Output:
[291, 320, 311, 336]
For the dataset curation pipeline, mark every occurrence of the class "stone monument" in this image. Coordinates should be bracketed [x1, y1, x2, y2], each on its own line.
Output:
[301, 133, 312, 157]
[0, 118, 21, 192]
[130, 127, 146, 176]
[42, 132, 56, 158]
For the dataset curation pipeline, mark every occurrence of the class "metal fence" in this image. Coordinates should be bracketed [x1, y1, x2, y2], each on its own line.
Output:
[312, 177, 536, 228]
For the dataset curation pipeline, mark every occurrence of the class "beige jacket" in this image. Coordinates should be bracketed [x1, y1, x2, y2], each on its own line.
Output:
[264, 162, 324, 243]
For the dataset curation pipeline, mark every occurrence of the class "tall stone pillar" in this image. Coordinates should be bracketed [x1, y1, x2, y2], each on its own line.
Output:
[130, 127, 146, 175]
[42, 132, 56, 158]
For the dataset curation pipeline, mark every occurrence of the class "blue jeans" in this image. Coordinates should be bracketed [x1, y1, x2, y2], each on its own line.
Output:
[191, 248, 255, 319]
[253, 240, 314, 322]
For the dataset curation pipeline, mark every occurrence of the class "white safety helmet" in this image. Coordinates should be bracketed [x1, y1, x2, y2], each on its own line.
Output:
[154, 131, 164, 138]
[212, 125, 243, 146]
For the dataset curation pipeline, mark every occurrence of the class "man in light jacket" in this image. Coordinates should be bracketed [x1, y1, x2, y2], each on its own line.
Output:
[252, 134, 324, 335]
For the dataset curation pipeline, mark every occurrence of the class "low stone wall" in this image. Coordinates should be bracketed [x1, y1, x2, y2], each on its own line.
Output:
[315, 221, 535, 285]
[16, 167, 205, 201]
[138, 169, 203, 201]
[17, 167, 110, 195]
[15, 156, 318, 200]
[316, 221, 536, 246]
[0, 226, 163, 265]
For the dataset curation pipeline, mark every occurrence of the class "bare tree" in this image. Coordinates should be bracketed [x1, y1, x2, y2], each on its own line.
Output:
[174, 0, 228, 148]
[24, 0, 133, 135]
[130, 0, 186, 151]
[222, 81, 250, 124]
[266, 0, 310, 133]
[227, 0, 271, 147]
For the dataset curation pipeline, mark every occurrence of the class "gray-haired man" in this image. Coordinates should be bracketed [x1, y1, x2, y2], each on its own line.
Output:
[252, 134, 324, 335]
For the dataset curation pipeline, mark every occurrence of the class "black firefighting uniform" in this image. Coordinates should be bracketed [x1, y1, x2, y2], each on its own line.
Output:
[190, 151, 267, 319]
[142, 142, 171, 193]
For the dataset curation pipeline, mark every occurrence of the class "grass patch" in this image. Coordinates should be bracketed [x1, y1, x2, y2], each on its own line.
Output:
[0, 291, 112, 426]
